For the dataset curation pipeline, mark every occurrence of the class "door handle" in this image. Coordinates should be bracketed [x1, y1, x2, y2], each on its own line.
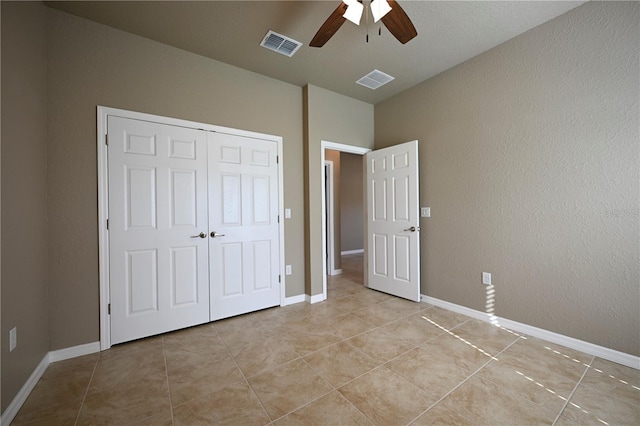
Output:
[403, 226, 420, 232]
[210, 231, 226, 238]
[191, 232, 207, 239]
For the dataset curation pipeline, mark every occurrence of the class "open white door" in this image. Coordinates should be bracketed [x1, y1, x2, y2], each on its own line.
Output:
[366, 140, 420, 302]
[108, 116, 210, 345]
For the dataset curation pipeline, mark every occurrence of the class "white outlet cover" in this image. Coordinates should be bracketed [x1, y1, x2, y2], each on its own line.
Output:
[482, 272, 492, 285]
[285, 208, 291, 219]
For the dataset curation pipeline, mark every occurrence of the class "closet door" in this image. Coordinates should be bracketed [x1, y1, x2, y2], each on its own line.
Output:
[108, 116, 210, 345]
[208, 132, 281, 320]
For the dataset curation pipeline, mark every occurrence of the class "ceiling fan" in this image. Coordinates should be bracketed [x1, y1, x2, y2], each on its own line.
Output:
[310, 0, 417, 48]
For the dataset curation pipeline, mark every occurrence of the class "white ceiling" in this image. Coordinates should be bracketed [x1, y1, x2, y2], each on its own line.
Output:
[45, 0, 586, 104]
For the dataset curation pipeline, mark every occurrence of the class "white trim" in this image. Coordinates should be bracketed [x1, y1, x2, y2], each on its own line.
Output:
[49, 341, 101, 363]
[341, 249, 364, 255]
[1, 354, 49, 425]
[282, 294, 306, 306]
[320, 141, 370, 300]
[422, 295, 640, 370]
[97, 106, 286, 350]
[306, 293, 326, 304]
[331, 269, 343, 276]
[276, 131, 286, 310]
[324, 161, 337, 276]
[0, 341, 101, 425]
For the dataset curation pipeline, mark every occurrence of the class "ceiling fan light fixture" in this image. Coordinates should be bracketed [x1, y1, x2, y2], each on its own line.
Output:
[343, 0, 363, 25]
[371, 0, 392, 23]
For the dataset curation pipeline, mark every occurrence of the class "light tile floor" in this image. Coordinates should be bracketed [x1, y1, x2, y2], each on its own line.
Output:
[12, 254, 640, 425]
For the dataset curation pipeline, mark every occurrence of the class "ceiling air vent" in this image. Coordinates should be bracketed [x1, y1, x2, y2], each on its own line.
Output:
[356, 69, 395, 90]
[260, 30, 302, 57]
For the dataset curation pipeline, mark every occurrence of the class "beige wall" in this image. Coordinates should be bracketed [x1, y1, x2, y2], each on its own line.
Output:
[375, 1, 639, 355]
[1, 1, 50, 411]
[304, 85, 374, 296]
[45, 8, 305, 349]
[340, 152, 364, 252]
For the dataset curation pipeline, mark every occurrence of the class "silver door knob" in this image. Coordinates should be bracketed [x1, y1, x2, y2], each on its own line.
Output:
[403, 226, 419, 232]
[191, 232, 207, 239]
[210, 231, 226, 238]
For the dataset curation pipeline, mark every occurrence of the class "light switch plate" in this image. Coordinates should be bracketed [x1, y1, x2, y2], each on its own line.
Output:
[421, 207, 431, 217]
[285, 208, 291, 219]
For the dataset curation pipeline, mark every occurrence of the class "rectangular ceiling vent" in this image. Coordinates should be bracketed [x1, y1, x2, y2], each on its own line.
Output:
[356, 69, 395, 90]
[260, 30, 302, 57]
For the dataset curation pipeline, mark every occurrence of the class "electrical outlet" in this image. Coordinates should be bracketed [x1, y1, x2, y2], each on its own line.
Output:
[285, 208, 291, 219]
[482, 272, 492, 286]
[421, 207, 430, 217]
[9, 327, 17, 352]
[285, 265, 292, 275]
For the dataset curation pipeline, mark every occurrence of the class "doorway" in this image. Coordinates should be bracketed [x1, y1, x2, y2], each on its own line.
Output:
[320, 141, 370, 300]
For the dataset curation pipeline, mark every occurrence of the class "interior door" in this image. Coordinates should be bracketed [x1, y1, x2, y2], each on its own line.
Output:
[208, 132, 281, 321]
[108, 116, 210, 345]
[366, 140, 420, 302]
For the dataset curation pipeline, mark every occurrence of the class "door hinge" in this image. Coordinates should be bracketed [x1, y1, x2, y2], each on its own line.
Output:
[277, 215, 280, 223]
[278, 275, 281, 283]
[108, 303, 111, 315]
[106, 219, 109, 230]
[276, 155, 279, 164]
[105, 134, 109, 145]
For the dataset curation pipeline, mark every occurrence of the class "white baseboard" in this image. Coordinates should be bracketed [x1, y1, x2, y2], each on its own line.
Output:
[282, 294, 306, 306]
[329, 268, 343, 276]
[421, 295, 640, 370]
[341, 249, 364, 255]
[284, 293, 325, 306]
[306, 293, 325, 304]
[49, 341, 101, 363]
[0, 341, 100, 425]
[1, 354, 49, 425]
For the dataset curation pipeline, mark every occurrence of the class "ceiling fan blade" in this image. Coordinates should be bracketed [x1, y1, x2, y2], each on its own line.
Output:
[381, 0, 417, 44]
[310, 2, 348, 47]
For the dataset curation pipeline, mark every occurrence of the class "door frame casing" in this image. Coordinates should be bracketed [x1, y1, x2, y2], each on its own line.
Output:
[320, 141, 370, 301]
[324, 160, 341, 276]
[97, 106, 285, 350]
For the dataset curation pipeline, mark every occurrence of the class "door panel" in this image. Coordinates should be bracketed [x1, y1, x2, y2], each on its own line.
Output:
[109, 116, 210, 345]
[209, 132, 280, 321]
[366, 140, 420, 302]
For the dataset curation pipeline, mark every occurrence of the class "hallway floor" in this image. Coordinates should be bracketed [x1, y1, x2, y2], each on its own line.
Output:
[12, 254, 640, 425]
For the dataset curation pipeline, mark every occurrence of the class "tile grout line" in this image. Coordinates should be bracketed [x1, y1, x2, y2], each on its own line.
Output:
[405, 332, 524, 425]
[214, 320, 278, 424]
[161, 336, 176, 426]
[297, 356, 377, 425]
[248, 297, 432, 424]
[551, 354, 595, 426]
[73, 355, 100, 426]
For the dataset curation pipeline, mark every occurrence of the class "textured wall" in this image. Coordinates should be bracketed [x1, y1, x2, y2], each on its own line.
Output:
[304, 85, 374, 296]
[1, 1, 50, 411]
[375, 1, 639, 355]
[46, 8, 305, 350]
[340, 152, 364, 252]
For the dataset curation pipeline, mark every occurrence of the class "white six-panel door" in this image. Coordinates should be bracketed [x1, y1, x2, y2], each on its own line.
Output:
[208, 132, 281, 320]
[108, 116, 210, 344]
[366, 140, 420, 302]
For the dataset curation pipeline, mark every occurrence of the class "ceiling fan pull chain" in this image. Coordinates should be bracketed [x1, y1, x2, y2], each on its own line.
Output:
[366, 0, 370, 42]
